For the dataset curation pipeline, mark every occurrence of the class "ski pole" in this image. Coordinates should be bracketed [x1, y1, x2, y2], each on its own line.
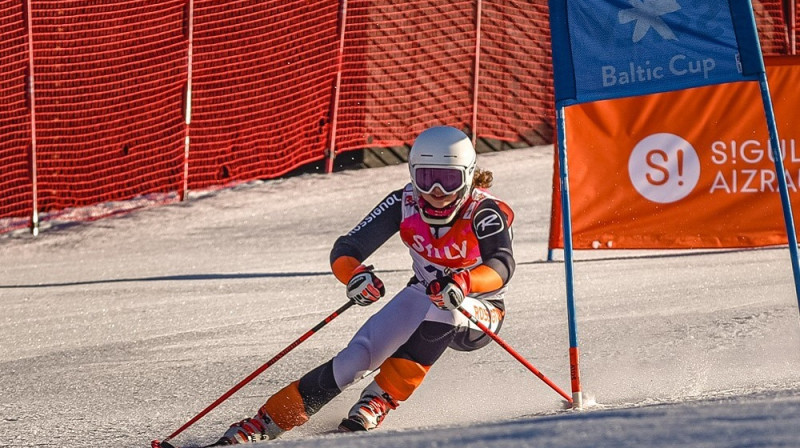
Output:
[152, 300, 355, 448]
[458, 306, 573, 404]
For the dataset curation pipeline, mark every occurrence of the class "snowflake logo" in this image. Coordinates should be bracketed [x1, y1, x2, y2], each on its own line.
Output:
[618, 0, 681, 43]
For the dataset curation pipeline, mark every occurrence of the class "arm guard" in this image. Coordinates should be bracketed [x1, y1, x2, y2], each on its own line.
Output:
[330, 189, 404, 283]
[469, 199, 515, 292]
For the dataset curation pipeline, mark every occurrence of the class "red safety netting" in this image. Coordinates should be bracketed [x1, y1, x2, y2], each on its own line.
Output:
[32, 0, 186, 217]
[755, 0, 791, 54]
[29, 0, 187, 218]
[188, 0, 340, 190]
[477, 0, 554, 145]
[795, 0, 799, 52]
[335, 0, 476, 152]
[0, 0, 32, 226]
[0, 0, 794, 233]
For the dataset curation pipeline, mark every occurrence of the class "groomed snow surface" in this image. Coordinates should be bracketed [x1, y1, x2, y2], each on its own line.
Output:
[2, 145, 800, 448]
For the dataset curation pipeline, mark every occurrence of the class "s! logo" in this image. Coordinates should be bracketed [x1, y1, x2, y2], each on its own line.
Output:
[628, 133, 700, 203]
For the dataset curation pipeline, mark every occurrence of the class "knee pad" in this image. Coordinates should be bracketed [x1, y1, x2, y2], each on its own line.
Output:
[449, 298, 505, 351]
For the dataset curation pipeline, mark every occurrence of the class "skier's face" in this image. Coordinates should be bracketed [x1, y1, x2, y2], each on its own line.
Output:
[420, 186, 458, 209]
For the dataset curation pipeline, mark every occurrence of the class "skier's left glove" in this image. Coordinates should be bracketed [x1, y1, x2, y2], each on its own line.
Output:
[426, 271, 471, 310]
[346, 265, 385, 306]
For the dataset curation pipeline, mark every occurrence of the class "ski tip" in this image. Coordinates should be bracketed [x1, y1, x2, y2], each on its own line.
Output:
[151, 440, 177, 448]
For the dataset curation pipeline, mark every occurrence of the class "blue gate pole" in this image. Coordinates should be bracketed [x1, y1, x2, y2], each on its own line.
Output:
[758, 73, 800, 311]
[556, 106, 582, 408]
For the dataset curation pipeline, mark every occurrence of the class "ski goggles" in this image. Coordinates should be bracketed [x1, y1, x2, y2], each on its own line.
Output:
[413, 166, 466, 195]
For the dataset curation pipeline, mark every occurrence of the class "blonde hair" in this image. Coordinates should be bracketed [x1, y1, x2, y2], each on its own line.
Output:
[473, 167, 493, 188]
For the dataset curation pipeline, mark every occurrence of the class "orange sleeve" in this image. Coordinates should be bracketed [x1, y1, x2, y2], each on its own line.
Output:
[467, 264, 505, 293]
[331, 255, 362, 284]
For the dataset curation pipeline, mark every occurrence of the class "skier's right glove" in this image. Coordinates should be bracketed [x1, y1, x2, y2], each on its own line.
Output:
[426, 271, 471, 310]
[346, 265, 385, 306]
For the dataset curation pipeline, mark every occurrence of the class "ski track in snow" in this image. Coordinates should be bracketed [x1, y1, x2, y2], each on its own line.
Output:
[2, 145, 800, 448]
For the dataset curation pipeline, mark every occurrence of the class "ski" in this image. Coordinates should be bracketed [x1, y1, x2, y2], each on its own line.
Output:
[153, 423, 373, 448]
[152, 416, 372, 448]
[152, 439, 227, 448]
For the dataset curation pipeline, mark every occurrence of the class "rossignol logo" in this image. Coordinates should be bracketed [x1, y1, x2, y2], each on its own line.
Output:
[348, 192, 402, 235]
[470, 303, 504, 327]
[602, 0, 720, 87]
[474, 208, 504, 240]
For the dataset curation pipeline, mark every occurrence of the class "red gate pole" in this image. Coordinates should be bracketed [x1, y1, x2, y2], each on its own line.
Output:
[471, 0, 483, 145]
[25, 0, 39, 236]
[790, 0, 796, 55]
[326, 0, 348, 174]
[181, 0, 194, 201]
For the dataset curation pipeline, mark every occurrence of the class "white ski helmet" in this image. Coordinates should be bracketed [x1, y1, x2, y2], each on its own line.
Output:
[408, 126, 477, 225]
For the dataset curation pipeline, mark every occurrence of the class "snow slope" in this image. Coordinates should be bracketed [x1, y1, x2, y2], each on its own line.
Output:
[2, 145, 800, 448]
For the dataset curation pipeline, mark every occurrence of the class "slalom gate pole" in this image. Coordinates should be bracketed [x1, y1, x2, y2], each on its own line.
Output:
[152, 300, 355, 448]
[458, 306, 573, 404]
[556, 106, 583, 408]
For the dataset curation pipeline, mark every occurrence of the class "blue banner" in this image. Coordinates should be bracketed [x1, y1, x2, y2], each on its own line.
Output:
[549, 0, 765, 106]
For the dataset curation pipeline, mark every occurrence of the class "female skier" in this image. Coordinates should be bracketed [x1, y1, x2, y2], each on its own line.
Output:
[217, 125, 515, 444]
